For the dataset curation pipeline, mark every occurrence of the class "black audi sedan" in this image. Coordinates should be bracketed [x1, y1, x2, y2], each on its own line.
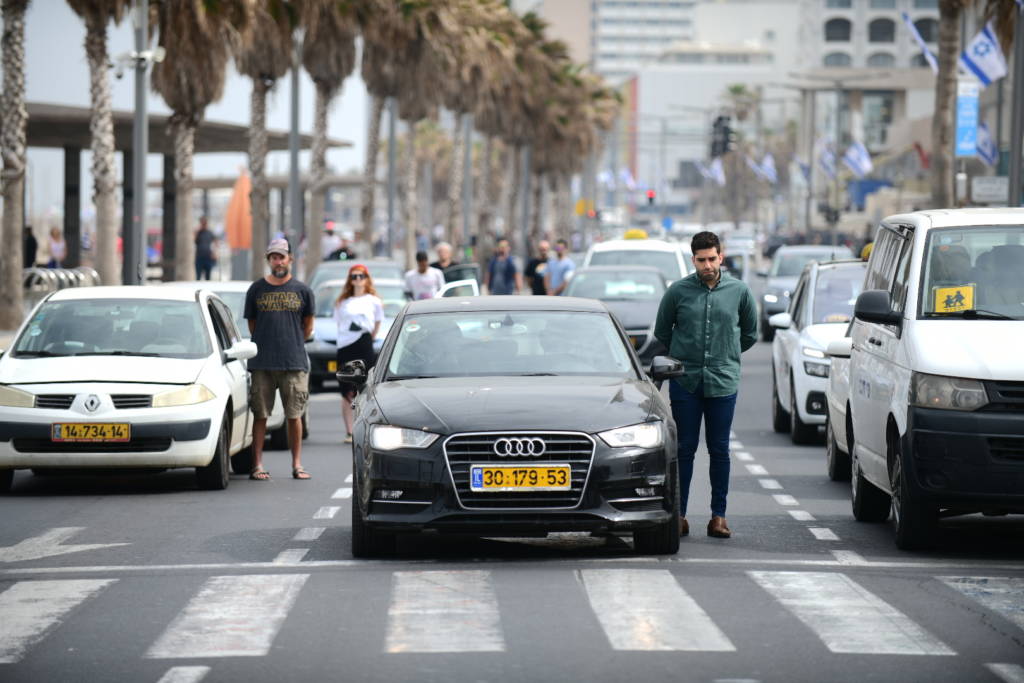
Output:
[339, 296, 683, 557]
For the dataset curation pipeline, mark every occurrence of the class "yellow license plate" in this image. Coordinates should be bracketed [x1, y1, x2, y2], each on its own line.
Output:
[470, 464, 571, 492]
[327, 360, 338, 372]
[52, 423, 130, 442]
[629, 336, 639, 348]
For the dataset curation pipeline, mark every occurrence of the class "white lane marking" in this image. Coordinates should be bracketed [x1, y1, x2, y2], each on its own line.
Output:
[344, 474, 353, 484]
[331, 488, 352, 499]
[0, 579, 116, 663]
[735, 452, 754, 462]
[147, 574, 308, 658]
[729, 431, 737, 438]
[156, 666, 211, 683]
[313, 506, 340, 519]
[758, 479, 783, 490]
[293, 527, 325, 542]
[987, 663, 1024, 683]
[729, 440, 743, 449]
[941, 577, 1024, 631]
[308, 393, 336, 403]
[272, 549, 309, 564]
[809, 528, 840, 541]
[745, 464, 768, 476]
[0, 527, 129, 563]
[580, 569, 735, 652]
[750, 571, 955, 655]
[772, 494, 799, 506]
[787, 510, 816, 522]
[831, 550, 869, 566]
[385, 570, 504, 653]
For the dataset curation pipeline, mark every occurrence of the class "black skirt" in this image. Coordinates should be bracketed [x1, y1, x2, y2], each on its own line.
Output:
[337, 332, 374, 395]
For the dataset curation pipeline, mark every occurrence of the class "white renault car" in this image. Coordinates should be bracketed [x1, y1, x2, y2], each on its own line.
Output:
[0, 286, 257, 492]
[768, 259, 866, 444]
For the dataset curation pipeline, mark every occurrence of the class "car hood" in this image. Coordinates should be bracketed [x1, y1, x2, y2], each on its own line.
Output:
[0, 355, 206, 386]
[908, 320, 1024, 381]
[372, 375, 658, 434]
[603, 300, 660, 331]
[802, 323, 850, 351]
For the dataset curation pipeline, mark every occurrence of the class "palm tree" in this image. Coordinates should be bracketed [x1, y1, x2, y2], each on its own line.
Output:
[0, 0, 30, 329]
[66, 0, 127, 286]
[151, 0, 252, 281]
[300, 0, 357, 278]
[235, 0, 294, 279]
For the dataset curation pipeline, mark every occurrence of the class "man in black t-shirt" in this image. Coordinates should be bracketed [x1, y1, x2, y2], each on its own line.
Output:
[244, 238, 315, 481]
[524, 240, 550, 296]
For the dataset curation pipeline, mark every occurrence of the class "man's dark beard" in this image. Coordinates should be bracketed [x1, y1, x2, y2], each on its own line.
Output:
[272, 264, 289, 278]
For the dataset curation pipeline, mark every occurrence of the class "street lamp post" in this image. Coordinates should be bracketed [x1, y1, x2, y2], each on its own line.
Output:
[125, 0, 150, 286]
[1008, 1, 1024, 207]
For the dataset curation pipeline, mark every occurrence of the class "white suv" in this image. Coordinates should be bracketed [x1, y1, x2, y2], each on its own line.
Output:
[846, 208, 1024, 550]
[583, 239, 692, 285]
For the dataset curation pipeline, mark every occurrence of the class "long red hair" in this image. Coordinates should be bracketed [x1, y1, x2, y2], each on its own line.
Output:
[335, 263, 377, 305]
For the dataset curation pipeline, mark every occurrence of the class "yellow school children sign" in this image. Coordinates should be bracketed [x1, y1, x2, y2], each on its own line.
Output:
[933, 284, 975, 313]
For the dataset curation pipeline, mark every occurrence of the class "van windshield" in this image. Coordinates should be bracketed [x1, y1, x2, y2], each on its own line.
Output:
[919, 226, 1024, 320]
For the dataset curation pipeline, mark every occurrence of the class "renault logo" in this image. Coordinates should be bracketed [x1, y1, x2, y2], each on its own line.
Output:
[493, 437, 546, 457]
[84, 395, 101, 413]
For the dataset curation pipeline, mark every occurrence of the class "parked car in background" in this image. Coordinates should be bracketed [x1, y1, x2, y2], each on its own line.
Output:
[758, 244, 855, 341]
[583, 238, 692, 286]
[0, 287, 257, 492]
[309, 259, 404, 292]
[768, 259, 866, 444]
[564, 265, 667, 366]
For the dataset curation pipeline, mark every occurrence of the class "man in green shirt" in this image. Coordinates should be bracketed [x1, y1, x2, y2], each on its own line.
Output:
[654, 231, 758, 539]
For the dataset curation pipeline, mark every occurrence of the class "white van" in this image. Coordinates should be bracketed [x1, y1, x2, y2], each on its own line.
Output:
[842, 208, 1024, 550]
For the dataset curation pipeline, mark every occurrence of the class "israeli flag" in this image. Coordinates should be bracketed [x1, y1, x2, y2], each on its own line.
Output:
[976, 122, 998, 166]
[709, 158, 726, 187]
[695, 161, 714, 181]
[959, 22, 1007, 87]
[818, 145, 836, 180]
[761, 154, 778, 184]
[901, 12, 938, 74]
[842, 141, 874, 179]
[746, 155, 768, 182]
[618, 167, 637, 191]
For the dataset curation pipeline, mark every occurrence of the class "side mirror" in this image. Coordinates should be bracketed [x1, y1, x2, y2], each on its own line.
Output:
[336, 359, 368, 387]
[854, 290, 901, 326]
[648, 355, 684, 382]
[757, 270, 769, 278]
[826, 338, 852, 359]
[768, 312, 792, 330]
[225, 339, 257, 361]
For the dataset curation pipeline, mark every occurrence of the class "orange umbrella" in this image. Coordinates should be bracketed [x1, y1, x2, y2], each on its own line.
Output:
[224, 172, 252, 250]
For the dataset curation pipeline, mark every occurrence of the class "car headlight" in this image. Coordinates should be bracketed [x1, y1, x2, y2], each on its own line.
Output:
[909, 372, 987, 411]
[763, 294, 779, 304]
[598, 422, 663, 449]
[370, 425, 439, 450]
[803, 361, 830, 378]
[152, 384, 215, 408]
[802, 346, 826, 359]
[0, 385, 35, 408]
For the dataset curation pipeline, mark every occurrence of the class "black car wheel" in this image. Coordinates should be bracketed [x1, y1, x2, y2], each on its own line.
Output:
[350, 474, 396, 558]
[889, 433, 937, 550]
[761, 314, 775, 342]
[0, 469, 12, 493]
[826, 417, 851, 481]
[790, 375, 819, 445]
[230, 446, 253, 475]
[633, 475, 680, 555]
[851, 450, 890, 523]
[771, 367, 790, 433]
[268, 425, 289, 450]
[196, 415, 230, 490]
[302, 411, 309, 440]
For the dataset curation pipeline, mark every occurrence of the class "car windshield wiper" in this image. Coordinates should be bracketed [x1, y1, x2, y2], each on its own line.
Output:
[926, 309, 1016, 320]
[13, 350, 62, 357]
[74, 350, 162, 357]
[385, 374, 439, 381]
[518, 372, 558, 376]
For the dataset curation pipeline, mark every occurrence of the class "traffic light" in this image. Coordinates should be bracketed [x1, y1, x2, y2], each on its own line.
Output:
[646, 189, 656, 205]
[710, 115, 733, 158]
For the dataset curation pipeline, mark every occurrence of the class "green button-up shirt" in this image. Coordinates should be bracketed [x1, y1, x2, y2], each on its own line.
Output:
[654, 271, 758, 397]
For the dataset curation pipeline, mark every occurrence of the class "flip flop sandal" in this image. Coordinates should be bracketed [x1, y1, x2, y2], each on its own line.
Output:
[249, 469, 271, 481]
[292, 467, 311, 480]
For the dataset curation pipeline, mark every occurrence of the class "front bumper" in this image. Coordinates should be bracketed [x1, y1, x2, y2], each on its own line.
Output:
[905, 406, 1024, 511]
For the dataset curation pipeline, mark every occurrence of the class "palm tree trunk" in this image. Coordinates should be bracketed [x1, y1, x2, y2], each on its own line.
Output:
[170, 116, 196, 282]
[403, 122, 419, 271]
[446, 113, 465, 248]
[505, 144, 521, 242]
[476, 134, 493, 240]
[930, 0, 961, 209]
[249, 79, 271, 280]
[83, 14, 118, 285]
[305, 82, 332, 279]
[552, 173, 569, 240]
[0, 0, 29, 328]
[530, 171, 543, 247]
[361, 95, 385, 244]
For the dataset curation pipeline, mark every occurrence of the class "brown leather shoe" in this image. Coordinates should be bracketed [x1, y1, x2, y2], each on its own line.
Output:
[679, 516, 689, 537]
[707, 516, 731, 538]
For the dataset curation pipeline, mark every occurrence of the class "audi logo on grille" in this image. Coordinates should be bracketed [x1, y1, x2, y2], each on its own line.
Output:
[493, 437, 546, 457]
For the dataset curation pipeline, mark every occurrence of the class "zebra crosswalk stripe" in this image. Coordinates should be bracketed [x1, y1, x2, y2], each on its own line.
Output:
[941, 577, 1024, 632]
[749, 571, 955, 655]
[580, 569, 735, 651]
[0, 579, 116, 664]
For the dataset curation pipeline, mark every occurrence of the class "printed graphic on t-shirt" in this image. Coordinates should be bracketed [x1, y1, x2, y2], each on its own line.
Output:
[255, 290, 305, 313]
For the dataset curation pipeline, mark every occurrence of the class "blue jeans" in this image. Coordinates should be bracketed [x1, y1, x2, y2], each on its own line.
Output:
[669, 380, 738, 518]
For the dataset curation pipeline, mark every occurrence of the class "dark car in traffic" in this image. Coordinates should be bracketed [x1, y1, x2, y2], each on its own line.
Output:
[339, 296, 684, 557]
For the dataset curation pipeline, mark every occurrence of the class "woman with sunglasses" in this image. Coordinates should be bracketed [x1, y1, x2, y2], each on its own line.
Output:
[333, 264, 383, 442]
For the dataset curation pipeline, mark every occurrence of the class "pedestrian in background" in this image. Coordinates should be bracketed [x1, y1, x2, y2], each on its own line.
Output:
[194, 216, 217, 280]
[46, 227, 66, 268]
[484, 238, 522, 295]
[544, 238, 575, 296]
[405, 251, 445, 300]
[654, 231, 757, 539]
[333, 263, 383, 443]
[23, 226, 38, 268]
[524, 240, 550, 296]
[243, 238, 315, 481]
[321, 224, 342, 259]
[430, 241, 457, 273]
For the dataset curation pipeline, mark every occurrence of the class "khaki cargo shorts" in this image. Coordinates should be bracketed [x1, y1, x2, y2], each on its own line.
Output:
[250, 369, 309, 420]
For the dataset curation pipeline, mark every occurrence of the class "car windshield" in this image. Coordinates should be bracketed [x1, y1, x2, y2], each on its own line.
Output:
[588, 249, 683, 281]
[385, 310, 636, 378]
[211, 290, 248, 338]
[565, 270, 665, 300]
[920, 226, 1024, 319]
[315, 283, 406, 318]
[771, 249, 852, 277]
[13, 299, 211, 359]
[315, 285, 344, 317]
[812, 264, 865, 324]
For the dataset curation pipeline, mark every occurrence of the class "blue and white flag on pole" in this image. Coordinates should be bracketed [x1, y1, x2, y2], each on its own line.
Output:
[695, 161, 713, 181]
[959, 22, 1007, 87]
[842, 141, 873, 179]
[746, 155, 768, 182]
[901, 12, 938, 74]
[709, 157, 726, 187]
[818, 145, 836, 180]
[618, 167, 637, 191]
[976, 122, 998, 166]
[761, 154, 778, 184]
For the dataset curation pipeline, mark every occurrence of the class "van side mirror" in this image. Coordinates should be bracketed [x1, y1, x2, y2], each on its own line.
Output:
[648, 356, 684, 382]
[854, 290, 902, 326]
[336, 359, 367, 387]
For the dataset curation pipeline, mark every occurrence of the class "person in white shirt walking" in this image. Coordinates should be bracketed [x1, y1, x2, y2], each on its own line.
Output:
[404, 251, 445, 300]
[333, 263, 383, 442]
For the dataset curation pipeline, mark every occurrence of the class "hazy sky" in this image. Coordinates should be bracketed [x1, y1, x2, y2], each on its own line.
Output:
[21, 2, 368, 224]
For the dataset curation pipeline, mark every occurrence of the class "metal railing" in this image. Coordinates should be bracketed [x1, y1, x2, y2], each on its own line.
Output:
[22, 266, 103, 312]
